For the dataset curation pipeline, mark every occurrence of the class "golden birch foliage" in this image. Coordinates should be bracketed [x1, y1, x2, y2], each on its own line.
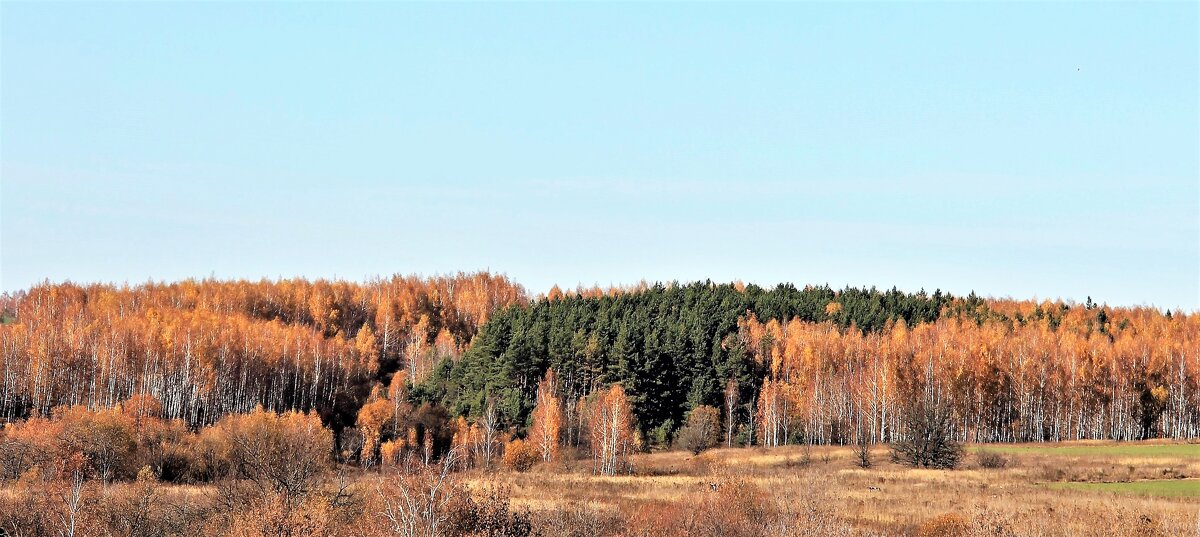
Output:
[528, 369, 563, 463]
[584, 384, 636, 476]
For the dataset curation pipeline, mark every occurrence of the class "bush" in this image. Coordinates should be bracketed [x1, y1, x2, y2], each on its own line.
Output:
[916, 513, 970, 537]
[371, 455, 468, 536]
[530, 502, 623, 537]
[203, 407, 332, 495]
[674, 406, 721, 455]
[626, 479, 773, 537]
[55, 406, 138, 482]
[502, 439, 539, 472]
[369, 458, 532, 537]
[977, 451, 1009, 469]
[855, 436, 872, 469]
[892, 399, 963, 469]
[446, 487, 532, 537]
[623, 477, 858, 537]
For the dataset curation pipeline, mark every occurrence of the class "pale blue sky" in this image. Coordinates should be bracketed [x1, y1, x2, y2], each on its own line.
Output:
[2, 2, 1197, 310]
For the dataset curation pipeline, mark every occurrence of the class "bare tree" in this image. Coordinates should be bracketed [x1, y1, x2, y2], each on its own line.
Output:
[375, 449, 461, 537]
[855, 433, 872, 469]
[474, 400, 500, 468]
[891, 397, 962, 469]
[724, 378, 739, 448]
[56, 467, 86, 537]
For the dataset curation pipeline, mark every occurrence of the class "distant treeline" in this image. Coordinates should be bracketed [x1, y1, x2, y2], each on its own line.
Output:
[418, 282, 1198, 445]
[0, 273, 525, 428]
[417, 282, 955, 440]
[2, 276, 1195, 448]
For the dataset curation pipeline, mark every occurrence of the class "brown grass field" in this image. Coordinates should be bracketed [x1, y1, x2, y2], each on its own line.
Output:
[4, 439, 1198, 536]
[468, 441, 1200, 536]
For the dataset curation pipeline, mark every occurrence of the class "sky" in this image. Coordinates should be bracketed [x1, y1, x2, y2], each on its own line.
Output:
[2, 3, 1197, 310]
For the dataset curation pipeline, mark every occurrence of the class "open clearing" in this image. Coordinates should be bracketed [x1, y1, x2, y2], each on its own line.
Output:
[1049, 479, 1200, 498]
[972, 442, 1200, 459]
[476, 440, 1200, 535]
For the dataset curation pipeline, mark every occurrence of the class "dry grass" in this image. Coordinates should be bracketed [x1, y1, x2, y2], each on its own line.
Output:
[5, 441, 1195, 535]
[471, 441, 1200, 536]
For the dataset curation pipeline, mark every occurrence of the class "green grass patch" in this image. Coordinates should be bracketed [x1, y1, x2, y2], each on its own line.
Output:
[1048, 479, 1200, 498]
[970, 443, 1200, 459]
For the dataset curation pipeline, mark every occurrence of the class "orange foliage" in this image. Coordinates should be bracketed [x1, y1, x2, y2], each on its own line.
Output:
[356, 385, 395, 465]
[528, 369, 563, 463]
[582, 384, 637, 475]
[501, 438, 538, 472]
[739, 303, 1200, 444]
[0, 273, 525, 427]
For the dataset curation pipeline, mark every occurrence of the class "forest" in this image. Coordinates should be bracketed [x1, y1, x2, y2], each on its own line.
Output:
[2, 275, 1197, 453]
[0, 273, 525, 428]
[424, 282, 1197, 447]
[0, 273, 1197, 536]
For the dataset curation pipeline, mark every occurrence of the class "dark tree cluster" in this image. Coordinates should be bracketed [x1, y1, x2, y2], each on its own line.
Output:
[416, 281, 951, 443]
[891, 398, 964, 469]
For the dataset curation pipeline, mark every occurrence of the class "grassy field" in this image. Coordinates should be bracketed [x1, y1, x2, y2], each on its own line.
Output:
[473, 440, 1200, 536]
[1049, 479, 1200, 498]
[4, 439, 1198, 535]
[972, 442, 1200, 459]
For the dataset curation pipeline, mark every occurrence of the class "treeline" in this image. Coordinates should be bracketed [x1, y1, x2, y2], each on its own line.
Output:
[417, 281, 952, 444]
[0, 273, 525, 428]
[2, 275, 1195, 451]
[745, 308, 1199, 446]
[417, 281, 1197, 446]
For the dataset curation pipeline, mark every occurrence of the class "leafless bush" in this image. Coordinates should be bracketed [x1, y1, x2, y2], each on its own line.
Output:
[855, 436, 872, 469]
[675, 406, 720, 455]
[369, 450, 531, 537]
[892, 399, 963, 469]
[372, 452, 463, 537]
[530, 503, 623, 537]
[976, 451, 1009, 469]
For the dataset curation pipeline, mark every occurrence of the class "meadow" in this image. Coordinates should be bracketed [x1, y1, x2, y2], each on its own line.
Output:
[473, 440, 1200, 536]
[2, 408, 1198, 536]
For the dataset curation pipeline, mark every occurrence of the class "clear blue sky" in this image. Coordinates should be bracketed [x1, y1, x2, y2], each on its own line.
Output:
[2, 2, 1197, 310]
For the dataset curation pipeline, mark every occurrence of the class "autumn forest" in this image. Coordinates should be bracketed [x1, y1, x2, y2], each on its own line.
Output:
[0, 273, 1196, 536]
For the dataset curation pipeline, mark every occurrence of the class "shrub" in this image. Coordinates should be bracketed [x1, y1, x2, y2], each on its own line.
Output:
[55, 406, 138, 482]
[371, 454, 467, 537]
[892, 399, 963, 469]
[976, 451, 1009, 469]
[98, 473, 211, 536]
[369, 455, 532, 537]
[446, 487, 532, 537]
[226, 495, 333, 537]
[674, 406, 721, 455]
[855, 435, 872, 469]
[0, 418, 58, 480]
[502, 439, 539, 472]
[916, 513, 970, 537]
[623, 477, 858, 537]
[203, 407, 332, 495]
[531, 502, 623, 537]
